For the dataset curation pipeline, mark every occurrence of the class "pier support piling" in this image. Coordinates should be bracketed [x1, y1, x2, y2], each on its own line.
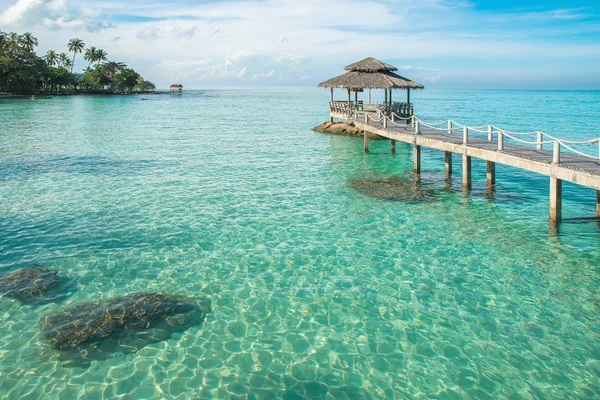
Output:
[550, 176, 562, 222]
[462, 155, 472, 190]
[414, 145, 421, 174]
[596, 190, 600, 216]
[486, 161, 496, 186]
[364, 132, 369, 154]
[445, 151, 452, 177]
[391, 140, 396, 154]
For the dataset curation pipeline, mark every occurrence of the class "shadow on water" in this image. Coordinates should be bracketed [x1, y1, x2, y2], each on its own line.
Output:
[39, 292, 211, 368]
[0, 156, 170, 180]
[0, 266, 76, 305]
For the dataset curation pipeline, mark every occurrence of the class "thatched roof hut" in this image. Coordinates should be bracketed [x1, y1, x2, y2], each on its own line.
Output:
[319, 57, 424, 120]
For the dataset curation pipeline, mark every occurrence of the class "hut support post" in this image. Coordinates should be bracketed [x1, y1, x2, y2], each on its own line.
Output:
[414, 145, 421, 174]
[487, 161, 496, 186]
[445, 151, 452, 177]
[550, 176, 562, 222]
[355, 91, 358, 108]
[462, 155, 472, 190]
[330, 88, 333, 102]
[368, 89, 371, 104]
[364, 132, 369, 154]
[384, 89, 388, 106]
[347, 89, 351, 106]
[407, 88, 410, 105]
[390, 89, 393, 106]
[391, 140, 396, 154]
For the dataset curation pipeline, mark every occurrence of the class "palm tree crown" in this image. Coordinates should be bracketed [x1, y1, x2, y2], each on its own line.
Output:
[94, 48, 107, 66]
[44, 50, 58, 67]
[19, 32, 38, 52]
[68, 38, 85, 73]
[84, 46, 97, 67]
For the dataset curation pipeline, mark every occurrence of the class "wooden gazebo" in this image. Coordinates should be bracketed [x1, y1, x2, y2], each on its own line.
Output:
[318, 57, 424, 120]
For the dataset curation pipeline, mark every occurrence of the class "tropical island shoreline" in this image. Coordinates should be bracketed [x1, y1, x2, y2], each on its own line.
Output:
[0, 31, 156, 96]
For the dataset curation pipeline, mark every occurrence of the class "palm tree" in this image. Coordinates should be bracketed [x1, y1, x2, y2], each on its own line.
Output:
[58, 53, 69, 69]
[63, 59, 73, 71]
[19, 32, 38, 52]
[105, 61, 127, 73]
[44, 50, 58, 67]
[94, 48, 107, 66]
[84, 46, 97, 68]
[67, 38, 85, 73]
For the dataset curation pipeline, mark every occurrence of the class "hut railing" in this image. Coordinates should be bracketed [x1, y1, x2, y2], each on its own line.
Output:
[329, 101, 356, 116]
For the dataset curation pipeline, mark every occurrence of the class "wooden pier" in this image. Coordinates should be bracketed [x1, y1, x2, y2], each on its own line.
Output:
[319, 57, 600, 223]
[335, 108, 600, 223]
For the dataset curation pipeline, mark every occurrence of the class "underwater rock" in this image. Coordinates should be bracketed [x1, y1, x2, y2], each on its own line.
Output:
[313, 121, 382, 139]
[40, 292, 211, 357]
[348, 176, 439, 203]
[0, 266, 61, 301]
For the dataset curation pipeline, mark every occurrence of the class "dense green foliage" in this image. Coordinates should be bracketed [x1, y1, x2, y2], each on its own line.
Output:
[0, 31, 155, 94]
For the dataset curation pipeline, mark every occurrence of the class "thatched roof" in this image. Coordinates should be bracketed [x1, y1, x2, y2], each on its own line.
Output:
[318, 70, 424, 90]
[345, 57, 397, 72]
[170, 84, 183, 88]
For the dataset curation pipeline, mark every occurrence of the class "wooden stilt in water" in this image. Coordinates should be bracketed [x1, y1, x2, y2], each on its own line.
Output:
[462, 155, 471, 190]
[486, 161, 496, 186]
[550, 176, 562, 222]
[364, 132, 369, 154]
[596, 190, 600, 216]
[391, 140, 396, 154]
[414, 145, 421, 174]
[445, 151, 452, 177]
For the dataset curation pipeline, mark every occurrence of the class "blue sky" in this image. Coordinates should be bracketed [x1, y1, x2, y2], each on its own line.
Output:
[1, 0, 599, 89]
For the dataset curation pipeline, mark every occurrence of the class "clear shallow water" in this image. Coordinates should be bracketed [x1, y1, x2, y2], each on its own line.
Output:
[0, 88, 599, 399]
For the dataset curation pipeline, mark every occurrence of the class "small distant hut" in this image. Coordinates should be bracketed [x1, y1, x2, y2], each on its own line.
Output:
[170, 84, 183, 95]
[318, 57, 424, 121]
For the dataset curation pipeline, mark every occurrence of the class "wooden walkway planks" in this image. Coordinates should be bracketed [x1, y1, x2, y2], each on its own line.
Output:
[349, 117, 600, 191]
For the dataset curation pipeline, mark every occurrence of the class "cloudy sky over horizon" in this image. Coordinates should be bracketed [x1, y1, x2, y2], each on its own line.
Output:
[1, 0, 599, 89]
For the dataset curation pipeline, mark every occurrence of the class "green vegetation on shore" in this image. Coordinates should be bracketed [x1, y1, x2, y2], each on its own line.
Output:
[0, 31, 156, 95]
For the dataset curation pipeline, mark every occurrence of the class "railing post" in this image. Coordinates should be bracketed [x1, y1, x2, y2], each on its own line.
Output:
[498, 131, 504, 150]
[553, 140, 561, 164]
[448, 120, 452, 135]
[383, 115, 387, 128]
[537, 132, 543, 150]
[415, 121, 420, 135]
[488, 125, 493, 141]
[463, 127, 468, 144]
[365, 113, 368, 124]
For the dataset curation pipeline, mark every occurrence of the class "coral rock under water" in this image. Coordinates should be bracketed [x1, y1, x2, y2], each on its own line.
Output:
[348, 176, 438, 203]
[0, 267, 61, 301]
[313, 121, 382, 139]
[39, 292, 210, 355]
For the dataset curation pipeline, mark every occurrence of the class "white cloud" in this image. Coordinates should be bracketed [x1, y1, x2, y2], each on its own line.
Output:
[136, 26, 162, 40]
[43, 16, 84, 29]
[423, 76, 441, 83]
[251, 69, 275, 80]
[236, 67, 247, 79]
[0, 0, 43, 24]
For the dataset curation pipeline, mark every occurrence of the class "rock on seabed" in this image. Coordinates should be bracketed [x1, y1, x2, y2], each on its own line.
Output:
[40, 292, 211, 356]
[0, 267, 61, 301]
[313, 121, 382, 139]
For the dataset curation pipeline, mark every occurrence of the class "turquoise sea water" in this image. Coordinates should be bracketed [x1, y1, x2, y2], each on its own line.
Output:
[1, 88, 600, 399]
